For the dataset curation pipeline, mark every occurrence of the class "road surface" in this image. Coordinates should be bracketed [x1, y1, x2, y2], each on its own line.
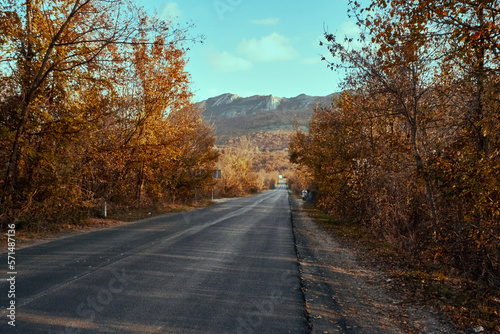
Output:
[1, 186, 307, 333]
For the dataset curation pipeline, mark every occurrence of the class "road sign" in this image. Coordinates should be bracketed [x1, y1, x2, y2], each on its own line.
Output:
[213, 170, 222, 179]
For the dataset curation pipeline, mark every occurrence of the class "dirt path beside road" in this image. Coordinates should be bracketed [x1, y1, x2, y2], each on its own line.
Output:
[289, 196, 461, 334]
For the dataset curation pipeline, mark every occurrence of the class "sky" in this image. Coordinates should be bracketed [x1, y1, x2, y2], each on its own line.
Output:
[137, 0, 361, 101]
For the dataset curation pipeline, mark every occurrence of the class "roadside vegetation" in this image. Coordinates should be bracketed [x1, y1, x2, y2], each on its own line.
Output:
[289, 0, 500, 331]
[214, 132, 294, 197]
[0, 0, 292, 238]
[301, 202, 499, 332]
[0, 0, 217, 234]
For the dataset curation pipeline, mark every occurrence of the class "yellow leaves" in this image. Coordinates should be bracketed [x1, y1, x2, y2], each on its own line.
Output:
[311, 0, 500, 316]
[0, 0, 213, 216]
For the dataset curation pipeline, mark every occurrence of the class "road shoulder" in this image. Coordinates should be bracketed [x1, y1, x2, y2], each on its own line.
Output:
[289, 194, 461, 334]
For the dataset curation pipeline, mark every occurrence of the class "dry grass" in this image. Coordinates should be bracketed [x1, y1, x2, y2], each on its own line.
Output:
[300, 201, 500, 332]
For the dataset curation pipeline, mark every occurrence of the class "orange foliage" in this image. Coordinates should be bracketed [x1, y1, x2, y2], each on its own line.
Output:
[292, 0, 500, 299]
[0, 0, 215, 230]
[215, 133, 294, 197]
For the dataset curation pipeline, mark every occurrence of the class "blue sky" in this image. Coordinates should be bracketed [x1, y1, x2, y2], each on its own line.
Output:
[138, 0, 361, 101]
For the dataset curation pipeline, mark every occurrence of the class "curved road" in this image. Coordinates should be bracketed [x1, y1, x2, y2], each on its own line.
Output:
[1, 186, 307, 333]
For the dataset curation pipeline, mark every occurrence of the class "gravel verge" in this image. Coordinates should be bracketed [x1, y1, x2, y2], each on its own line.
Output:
[289, 195, 462, 334]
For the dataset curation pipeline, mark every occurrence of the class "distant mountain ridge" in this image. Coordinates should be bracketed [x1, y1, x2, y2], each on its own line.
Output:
[198, 93, 336, 143]
[198, 93, 335, 119]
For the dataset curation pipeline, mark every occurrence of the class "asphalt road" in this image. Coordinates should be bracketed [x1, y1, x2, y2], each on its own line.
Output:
[0, 186, 307, 334]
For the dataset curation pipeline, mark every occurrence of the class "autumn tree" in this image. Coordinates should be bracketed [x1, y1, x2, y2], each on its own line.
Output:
[292, 0, 499, 293]
[361, 0, 500, 285]
[213, 134, 293, 198]
[216, 138, 262, 197]
[0, 0, 215, 230]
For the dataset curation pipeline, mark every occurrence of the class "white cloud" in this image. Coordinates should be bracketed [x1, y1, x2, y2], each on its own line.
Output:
[339, 21, 364, 50]
[250, 18, 280, 25]
[207, 50, 253, 72]
[237, 32, 297, 62]
[302, 56, 322, 65]
[161, 2, 182, 21]
[340, 21, 361, 37]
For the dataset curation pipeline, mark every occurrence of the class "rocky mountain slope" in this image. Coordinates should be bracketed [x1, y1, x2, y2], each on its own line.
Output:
[198, 93, 336, 143]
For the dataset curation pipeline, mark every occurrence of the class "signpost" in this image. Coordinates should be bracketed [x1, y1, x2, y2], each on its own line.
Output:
[212, 170, 221, 200]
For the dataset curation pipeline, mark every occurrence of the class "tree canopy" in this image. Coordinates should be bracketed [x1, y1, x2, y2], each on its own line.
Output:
[291, 1, 499, 326]
[0, 0, 217, 230]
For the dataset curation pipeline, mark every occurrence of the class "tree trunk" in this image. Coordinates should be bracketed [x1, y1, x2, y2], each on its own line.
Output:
[475, 3, 487, 154]
[2, 1, 33, 196]
[136, 162, 145, 208]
